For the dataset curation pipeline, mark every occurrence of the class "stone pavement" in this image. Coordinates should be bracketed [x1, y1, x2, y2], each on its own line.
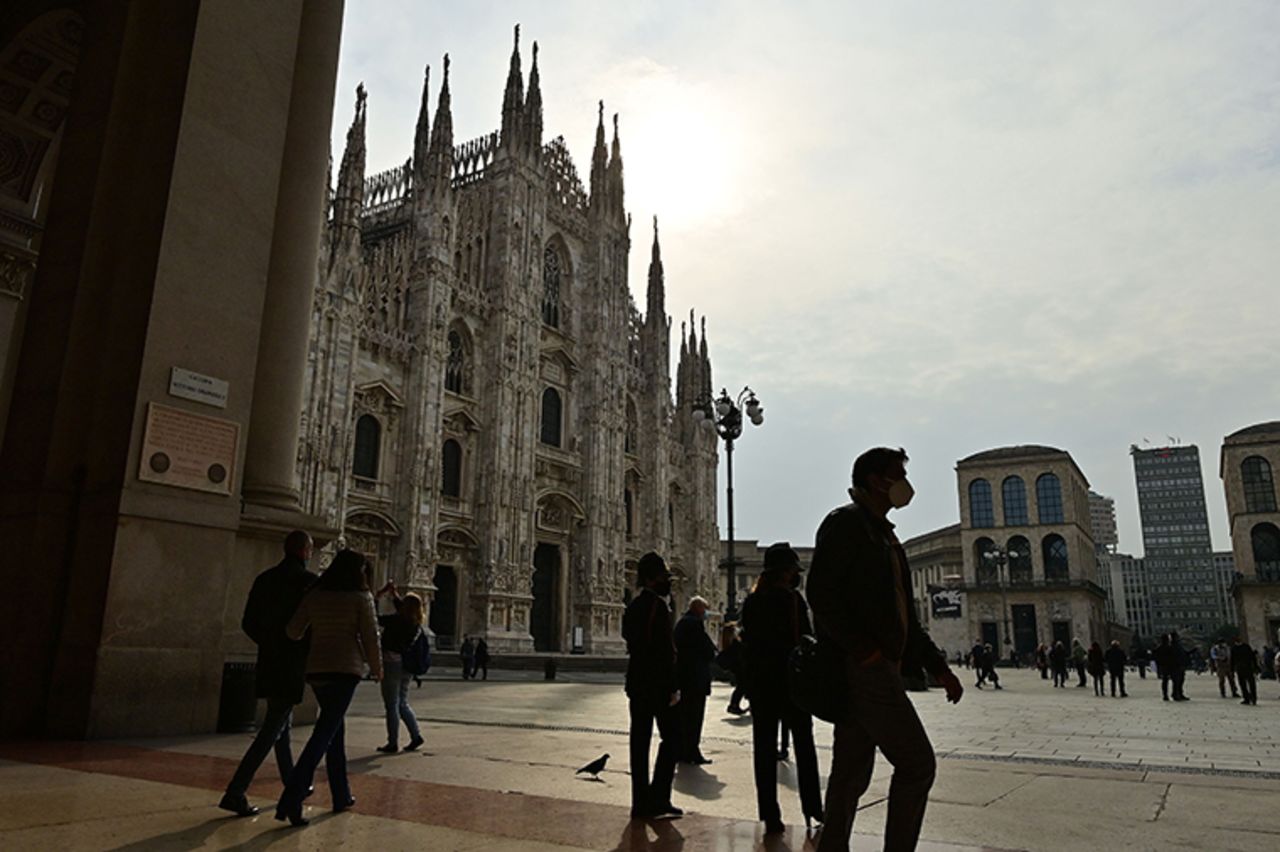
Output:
[0, 669, 1277, 850]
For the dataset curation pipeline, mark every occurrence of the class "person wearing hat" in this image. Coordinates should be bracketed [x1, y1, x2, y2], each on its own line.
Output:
[622, 552, 683, 820]
[740, 542, 823, 835]
[807, 447, 963, 852]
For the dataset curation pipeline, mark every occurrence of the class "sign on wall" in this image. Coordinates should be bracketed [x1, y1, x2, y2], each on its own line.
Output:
[168, 366, 229, 408]
[138, 402, 239, 496]
[930, 588, 963, 619]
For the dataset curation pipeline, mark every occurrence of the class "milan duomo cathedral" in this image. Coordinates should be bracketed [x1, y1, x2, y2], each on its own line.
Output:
[297, 28, 721, 655]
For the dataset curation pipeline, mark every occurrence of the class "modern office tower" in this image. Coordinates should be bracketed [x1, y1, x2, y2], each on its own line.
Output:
[1130, 444, 1221, 639]
[1089, 491, 1124, 623]
[1118, 554, 1153, 639]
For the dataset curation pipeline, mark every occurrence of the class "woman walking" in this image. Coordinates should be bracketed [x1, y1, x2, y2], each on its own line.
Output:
[274, 550, 382, 826]
[374, 581, 425, 753]
[1087, 641, 1106, 696]
[740, 543, 823, 835]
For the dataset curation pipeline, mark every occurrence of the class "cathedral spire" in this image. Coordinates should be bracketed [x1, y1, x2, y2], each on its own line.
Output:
[646, 215, 664, 322]
[589, 100, 608, 213]
[412, 65, 430, 187]
[523, 40, 543, 158]
[699, 316, 711, 397]
[608, 113, 625, 217]
[500, 24, 524, 150]
[425, 55, 453, 193]
[333, 83, 367, 238]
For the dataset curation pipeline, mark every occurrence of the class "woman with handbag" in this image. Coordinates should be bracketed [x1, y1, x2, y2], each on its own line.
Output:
[274, 549, 382, 826]
[373, 581, 425, 753]
[740, 542, 823, 835]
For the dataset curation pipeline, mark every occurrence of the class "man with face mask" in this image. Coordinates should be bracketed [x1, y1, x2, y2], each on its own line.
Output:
[807, 447, 963, 852]
[622, 552, 683, 819]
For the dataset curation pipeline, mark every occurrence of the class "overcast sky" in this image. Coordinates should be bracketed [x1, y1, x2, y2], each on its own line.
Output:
[335, 1, 1280, 557]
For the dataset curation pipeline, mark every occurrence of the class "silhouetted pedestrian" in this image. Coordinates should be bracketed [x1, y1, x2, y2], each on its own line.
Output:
[1211, 640, 1239, 698]
[1104, 640, 1128, 697]
[717, 623, 748, 715]
[807, 447, 964, 852]
[460, 635, 476, 679]
[1071, 639, 1087, 687]
[1170, 632, 1190, 700]
[1087, 641, 1105, 696]
[474, 637, 490, 680]
[219, 530, 316, 818]
[274, 549, 382, 826]
[373, 581, 424, 753]
[623, 552, 682, 820]
[978, 643, 1001, 689]
[1049, 640, 1068, 688]
[674, 595, 717, 764]
[1132, 644, 1149, 679]
[1154, 633, 1174, 700]
[971, 639, 986, 687]
[1035, 643, 1049, 679]
[1231, 636, 1259, 705]
[741, 543, 822, 835]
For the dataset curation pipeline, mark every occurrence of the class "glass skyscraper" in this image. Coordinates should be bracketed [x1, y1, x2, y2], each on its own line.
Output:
[1131, 444, 1222, 638]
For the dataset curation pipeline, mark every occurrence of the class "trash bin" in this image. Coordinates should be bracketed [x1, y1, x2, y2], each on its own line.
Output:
[217, 661, 258, 733]
[544, 659, 557, 681]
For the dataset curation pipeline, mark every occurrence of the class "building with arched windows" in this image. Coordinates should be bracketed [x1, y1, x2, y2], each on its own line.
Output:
[297, 30, 720, 654]
[1220, 422, 1280, 649]
[932, 446, 1106, 658]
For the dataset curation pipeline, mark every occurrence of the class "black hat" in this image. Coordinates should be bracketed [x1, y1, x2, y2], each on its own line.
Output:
[762, 542, 800, 573]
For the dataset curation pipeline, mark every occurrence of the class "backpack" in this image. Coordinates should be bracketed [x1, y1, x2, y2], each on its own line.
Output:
[402, 628, 432, 676]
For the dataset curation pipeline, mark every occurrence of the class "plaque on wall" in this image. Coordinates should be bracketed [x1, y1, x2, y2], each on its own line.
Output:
[137, 402, 239, 496]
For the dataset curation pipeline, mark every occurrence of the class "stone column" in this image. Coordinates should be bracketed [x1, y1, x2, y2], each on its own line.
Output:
[241, 0, 344, 508]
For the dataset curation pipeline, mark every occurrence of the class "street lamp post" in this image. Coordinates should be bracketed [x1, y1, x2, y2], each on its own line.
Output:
[982, 544, 1023, 654]
[693, 386, 763, 622]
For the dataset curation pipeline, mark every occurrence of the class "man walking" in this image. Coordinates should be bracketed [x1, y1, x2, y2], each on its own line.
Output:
[807, 447, 963, 852]
[1211, 640, 1239, 698]
[1170, 632, 1190, 701]
[1104, 640, 1128, 697]
[1154, 634, 1174, 700]
[673, 595, 717, 764]
[1231, 636, 1259, 706]
[219, 530, 316, 817]
[622, 552, 683, 820]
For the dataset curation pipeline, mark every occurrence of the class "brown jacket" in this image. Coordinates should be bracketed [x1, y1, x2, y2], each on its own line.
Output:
[287, 589, 382, 680]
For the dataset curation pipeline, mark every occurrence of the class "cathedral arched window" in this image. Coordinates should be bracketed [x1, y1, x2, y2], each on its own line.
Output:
[624, 489, 634, 538]
[445, 328, 468, 395]
[540, 387, 562, 447]
[1252, 522, 1280, 581]
[1242, 456, 1277, 513]
[441, 439, 462, 498]
[353, 415, 381, 479]
[542, 245, 561, 328]
[969, 479, 994, 528]
[1043, 534, 1069, 582]
[1036, 473, 1064, 524]
[1002, 476, 1028, 526]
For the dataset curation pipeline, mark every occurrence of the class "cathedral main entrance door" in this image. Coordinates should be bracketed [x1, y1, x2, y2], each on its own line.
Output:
[431, 565, 458, 650]
[531, 543, 559, 652]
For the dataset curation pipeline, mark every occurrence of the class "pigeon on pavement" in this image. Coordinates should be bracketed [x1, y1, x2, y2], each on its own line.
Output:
[575, 753, 610, 779]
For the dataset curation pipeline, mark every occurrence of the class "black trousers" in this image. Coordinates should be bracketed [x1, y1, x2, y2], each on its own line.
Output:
[678, 690, 708, 760]
[1109, 670, 1126, 696]
[750, 697, 822, 824]
[1075, 661, 1086, 685]
[629, 696, 679, 812]
[225, 696, 294, 797]
[1172, 669, 1187, 699]
[1052, 666, 1067, 687]
[1238, 672, 1257, 704]
[818, 660, 936, 852]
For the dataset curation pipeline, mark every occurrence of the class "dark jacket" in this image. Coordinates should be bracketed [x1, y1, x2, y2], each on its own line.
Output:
[1152, 642, 1174, 675]
[1049, 644, 1068, 669]
[1104, 646, 1127, 674]
[806, 502, 947, 678]
[1087, 646, 1105, 676]
[673, 611, 717, 695]
[622, 588, 677, 706]
[378, 612, 419, 655]
[741, 584, 811, 707]
[1230, 642, 1258, 675]
[241, 556, 315, 703]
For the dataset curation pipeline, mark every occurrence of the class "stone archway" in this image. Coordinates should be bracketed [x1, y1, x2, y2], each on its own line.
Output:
[343, 510, 400, 589]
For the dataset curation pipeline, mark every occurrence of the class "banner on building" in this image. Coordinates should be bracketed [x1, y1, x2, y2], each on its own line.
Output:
[930, 588, 962, 619]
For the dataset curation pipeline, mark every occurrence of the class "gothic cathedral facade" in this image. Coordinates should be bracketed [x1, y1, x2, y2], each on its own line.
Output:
[298, 30, 721, 654]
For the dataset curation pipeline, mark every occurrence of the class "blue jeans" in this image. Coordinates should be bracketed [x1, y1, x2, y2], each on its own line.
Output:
[225, 696, 294, 797]
[278, 676, 358, 811]
[380, 658, 421, 747]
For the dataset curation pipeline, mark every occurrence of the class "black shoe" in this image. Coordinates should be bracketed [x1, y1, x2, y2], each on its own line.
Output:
[333, 796, 355, 813]
[273, 804, 308, 827]
[651, 803, 683, 818]
[630, 807, 651, 820]
[693, 755, 713, 765]
[404, 737, 424, 752]
[1163, 696, 1169, 701]
[765, 818, 785, 835]
[777, 749, 789, 761]
[726, 705, 746, 715]
[218, 794, 259, 817]
[994, 684, 1003, 690]
[1242, 699, 1251, 705]
[376, 743, 398, 753]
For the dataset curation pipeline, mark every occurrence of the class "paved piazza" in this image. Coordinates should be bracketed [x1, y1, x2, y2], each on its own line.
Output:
[1, 669, 1277, 851]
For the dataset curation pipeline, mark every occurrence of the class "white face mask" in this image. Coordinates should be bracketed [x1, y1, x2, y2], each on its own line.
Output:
[888, 478, 915, 509]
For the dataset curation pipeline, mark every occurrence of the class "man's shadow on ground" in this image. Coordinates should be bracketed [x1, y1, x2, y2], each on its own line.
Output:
[104, 811, 339, 852]
[610, 819, 685, 852]
[673, 762, 727, 800]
